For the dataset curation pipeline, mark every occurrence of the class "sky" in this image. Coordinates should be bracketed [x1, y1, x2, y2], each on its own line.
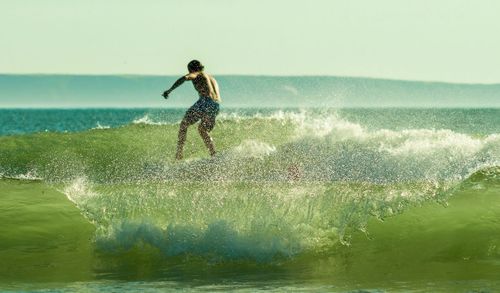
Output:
[1, 0, 500, 83]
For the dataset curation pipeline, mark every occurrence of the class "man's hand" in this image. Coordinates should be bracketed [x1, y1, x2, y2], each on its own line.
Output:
[162, 90, 171, 99]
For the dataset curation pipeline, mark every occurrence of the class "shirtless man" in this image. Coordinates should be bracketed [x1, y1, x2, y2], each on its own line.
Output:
[162, 60, 221, 160]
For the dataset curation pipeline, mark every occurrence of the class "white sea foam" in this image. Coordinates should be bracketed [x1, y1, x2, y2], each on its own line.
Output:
[218, 110, 309, 123]
[250, 112, 500, 183]
[92, 122, 111, 130]
[63, 177, 97, 205]
[132, 115, 170, 125]
[230, 140, 277, 159]
[0, 170, 42, 181]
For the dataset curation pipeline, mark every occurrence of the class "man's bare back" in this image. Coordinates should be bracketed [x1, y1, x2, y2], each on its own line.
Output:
[188, 72, 221, 103]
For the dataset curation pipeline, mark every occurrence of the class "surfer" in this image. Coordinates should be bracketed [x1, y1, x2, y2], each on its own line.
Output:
[162, 60, 221, 160]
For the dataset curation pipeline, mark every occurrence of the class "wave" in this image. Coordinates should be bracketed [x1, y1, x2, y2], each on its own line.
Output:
[0, 111, 498, 263]
[0, 112, 497, 184]
[56, 165, 496, 260]
[1, 166, 498, 267]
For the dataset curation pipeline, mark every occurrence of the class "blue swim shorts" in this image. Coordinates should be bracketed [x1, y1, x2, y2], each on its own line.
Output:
[184, 96, 220, 131]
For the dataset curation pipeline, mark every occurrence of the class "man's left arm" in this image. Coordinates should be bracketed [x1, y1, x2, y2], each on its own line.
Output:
[209, 76, 221, 102]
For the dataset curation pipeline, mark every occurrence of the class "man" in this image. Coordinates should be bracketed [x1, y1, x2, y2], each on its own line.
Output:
[162, 60, 221, 160]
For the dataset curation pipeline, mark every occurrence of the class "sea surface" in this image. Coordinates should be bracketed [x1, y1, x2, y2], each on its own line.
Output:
[0, 107, 499, 292]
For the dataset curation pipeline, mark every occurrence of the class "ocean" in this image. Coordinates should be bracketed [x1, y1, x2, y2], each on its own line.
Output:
[0, 76, 499, 292]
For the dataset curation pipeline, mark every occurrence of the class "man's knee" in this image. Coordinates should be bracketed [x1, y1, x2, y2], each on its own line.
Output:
[198, 123, 207, 134]
[201, 119, 215, 132]
[180, 119, 192, 129]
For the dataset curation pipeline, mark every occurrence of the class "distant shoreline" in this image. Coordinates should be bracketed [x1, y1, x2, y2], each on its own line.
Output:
[1, 75, 499, 108]
[1, 73, 499, 86]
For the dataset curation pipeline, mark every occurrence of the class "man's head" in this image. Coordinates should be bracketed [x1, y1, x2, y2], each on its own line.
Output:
[187, 60, 204, 73]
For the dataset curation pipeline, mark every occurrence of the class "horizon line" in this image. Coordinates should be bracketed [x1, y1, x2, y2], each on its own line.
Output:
[1, 106, 499, 110]
[1, 72, 499, 86]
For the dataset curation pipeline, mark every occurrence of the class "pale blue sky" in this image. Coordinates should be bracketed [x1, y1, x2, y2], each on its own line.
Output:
[1, 0, 500, 83]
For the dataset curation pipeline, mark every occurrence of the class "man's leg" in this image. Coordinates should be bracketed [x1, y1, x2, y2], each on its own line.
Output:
[176, 114, 199, 160]
[198, 117, 216, 157]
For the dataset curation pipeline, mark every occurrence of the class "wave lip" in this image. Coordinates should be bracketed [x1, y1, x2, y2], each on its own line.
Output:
[0, 170, 42, 181]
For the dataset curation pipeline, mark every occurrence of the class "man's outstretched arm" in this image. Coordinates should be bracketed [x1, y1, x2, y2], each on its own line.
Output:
[162, 75, 188, 98]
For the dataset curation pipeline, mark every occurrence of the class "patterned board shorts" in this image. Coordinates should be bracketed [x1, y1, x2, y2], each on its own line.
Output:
[184, 96, 220, 131]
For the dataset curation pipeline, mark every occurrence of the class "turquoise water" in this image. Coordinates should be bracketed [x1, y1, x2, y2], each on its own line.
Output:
[0, 108, 499, 292]
[1, 108, 498, 136]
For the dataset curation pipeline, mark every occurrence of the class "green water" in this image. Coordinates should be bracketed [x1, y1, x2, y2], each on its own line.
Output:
[1, 173, 499, 292]
[0, 180, 94, 284]
[0, 111, 499, 292]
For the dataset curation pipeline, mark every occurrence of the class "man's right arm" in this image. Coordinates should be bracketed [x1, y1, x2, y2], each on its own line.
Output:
[163, 75, 189, 98]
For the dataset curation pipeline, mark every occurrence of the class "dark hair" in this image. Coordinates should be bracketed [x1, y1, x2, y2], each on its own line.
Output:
[187, 60, 204, 72]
